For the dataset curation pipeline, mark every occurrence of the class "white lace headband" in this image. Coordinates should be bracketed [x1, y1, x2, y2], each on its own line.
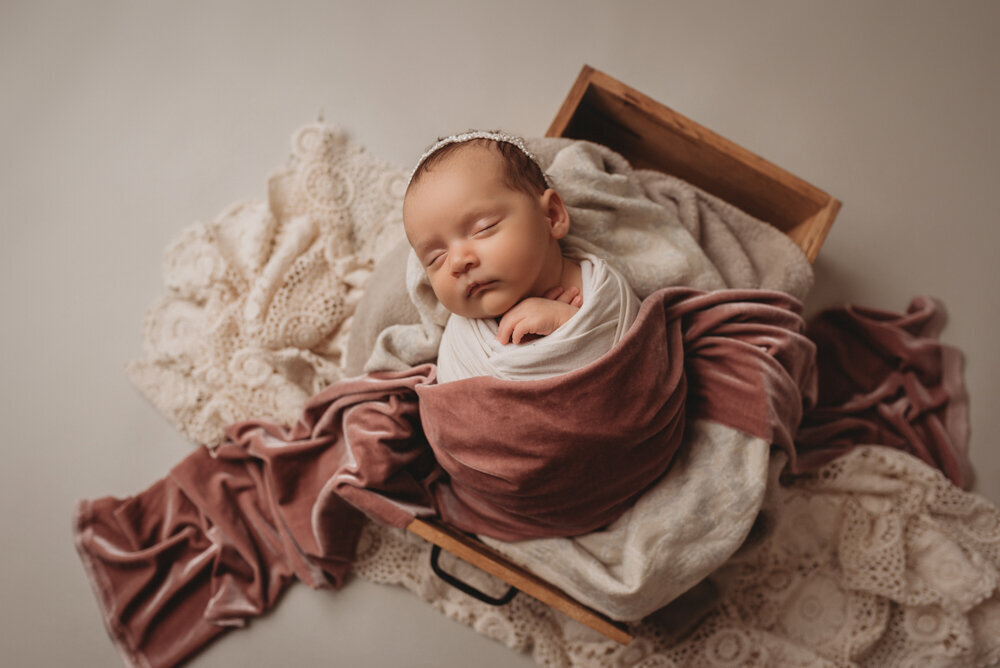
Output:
[407, 130, 552, 190]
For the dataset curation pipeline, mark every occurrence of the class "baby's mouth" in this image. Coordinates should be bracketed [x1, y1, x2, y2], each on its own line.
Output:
[467, 280, 495, 297]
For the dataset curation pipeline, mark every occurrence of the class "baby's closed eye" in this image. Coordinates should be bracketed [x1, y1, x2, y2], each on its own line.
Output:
[472, 220, 499, 237]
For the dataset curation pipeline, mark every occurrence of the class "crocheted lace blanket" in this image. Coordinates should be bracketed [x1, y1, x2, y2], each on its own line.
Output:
[126, 123, 1000, 667]
[126, 123, 407, 446]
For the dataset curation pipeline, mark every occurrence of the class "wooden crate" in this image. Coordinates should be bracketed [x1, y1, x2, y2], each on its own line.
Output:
[547, 65, 840, 262]
[407, 66, 842, 646]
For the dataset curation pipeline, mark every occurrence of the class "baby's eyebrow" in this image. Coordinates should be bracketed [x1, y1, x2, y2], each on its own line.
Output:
[461, 206, 498, 227]
[411, 237, 439, 257]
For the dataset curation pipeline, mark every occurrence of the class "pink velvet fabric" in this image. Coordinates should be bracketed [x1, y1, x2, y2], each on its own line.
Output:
[73, 289, 971, 667]
[420, 288, 816, 539]
[796, 296, 972, 488]
[73, 448, 351, 668]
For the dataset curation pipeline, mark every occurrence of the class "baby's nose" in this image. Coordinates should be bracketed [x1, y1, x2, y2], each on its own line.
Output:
[450, 259, 474, 275]
[449, 245, 477, 274]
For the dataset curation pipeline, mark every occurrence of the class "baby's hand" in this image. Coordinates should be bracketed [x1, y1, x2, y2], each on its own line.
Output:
[543, 286, 583, 309]
[496, 286, 583, 345]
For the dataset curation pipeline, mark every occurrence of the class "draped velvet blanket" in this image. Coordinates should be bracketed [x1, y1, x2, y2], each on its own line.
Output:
[796, 295, 972, 488]
[73, 290, 970, 668]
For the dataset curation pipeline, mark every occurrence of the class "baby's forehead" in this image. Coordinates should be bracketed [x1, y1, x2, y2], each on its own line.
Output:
[422, 141, 503, 176]
[406, 145, 507, 204]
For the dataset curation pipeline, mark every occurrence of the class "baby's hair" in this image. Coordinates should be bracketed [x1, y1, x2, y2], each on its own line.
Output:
[408, 135, 549, 198]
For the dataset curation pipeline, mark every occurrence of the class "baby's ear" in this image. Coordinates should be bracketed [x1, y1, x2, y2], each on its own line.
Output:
[541, 189, 570, 239]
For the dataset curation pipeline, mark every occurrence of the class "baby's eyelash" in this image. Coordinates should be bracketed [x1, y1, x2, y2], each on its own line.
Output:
[473, 221, 498, 236]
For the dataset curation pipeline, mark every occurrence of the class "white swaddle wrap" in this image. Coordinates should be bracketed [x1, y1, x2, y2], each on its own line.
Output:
[436, 249, 640, 383]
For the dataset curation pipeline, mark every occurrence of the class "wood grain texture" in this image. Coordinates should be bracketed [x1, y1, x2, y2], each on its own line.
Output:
[407, 519, 633, 645]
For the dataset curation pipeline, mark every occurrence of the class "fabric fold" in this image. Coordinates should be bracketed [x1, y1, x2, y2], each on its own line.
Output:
[796, 296, 972, 489]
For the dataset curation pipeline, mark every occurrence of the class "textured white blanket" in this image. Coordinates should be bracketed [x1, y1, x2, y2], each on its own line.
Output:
[437, 249, 639, 383]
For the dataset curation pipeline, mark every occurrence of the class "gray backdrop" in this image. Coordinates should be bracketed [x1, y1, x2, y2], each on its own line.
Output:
[2, 1, 997, 666]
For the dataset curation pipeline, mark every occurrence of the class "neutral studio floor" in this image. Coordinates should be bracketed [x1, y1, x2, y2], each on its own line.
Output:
[1, 2, 997, 666]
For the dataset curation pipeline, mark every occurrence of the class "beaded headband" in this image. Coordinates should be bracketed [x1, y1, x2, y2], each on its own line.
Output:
[406, 130, 552, 190]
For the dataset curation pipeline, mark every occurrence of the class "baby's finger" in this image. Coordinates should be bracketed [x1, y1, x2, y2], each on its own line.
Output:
[512, 321, 531, 344]
[543, 287, 565, 300]
[554, 286, 579, 304]
[570, 295, 583, 307]
[496, 315, 515, 344]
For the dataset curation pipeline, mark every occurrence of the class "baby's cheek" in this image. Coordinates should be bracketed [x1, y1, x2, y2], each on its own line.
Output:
[429, 278, 454, 306]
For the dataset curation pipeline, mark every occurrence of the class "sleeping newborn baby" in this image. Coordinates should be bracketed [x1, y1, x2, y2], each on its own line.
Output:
[403, 131, 640, 382]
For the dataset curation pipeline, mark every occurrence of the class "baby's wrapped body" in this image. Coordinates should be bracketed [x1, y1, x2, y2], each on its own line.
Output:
[419, 288, 814, 541]
[437, 249, 640, 382]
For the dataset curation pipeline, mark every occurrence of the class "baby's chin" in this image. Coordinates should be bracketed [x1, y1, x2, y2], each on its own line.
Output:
[450, 306, 506, 320]
[443, 296, 515, 320]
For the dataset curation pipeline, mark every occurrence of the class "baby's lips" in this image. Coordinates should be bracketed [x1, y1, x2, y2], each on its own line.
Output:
[467, 280, 495, 297]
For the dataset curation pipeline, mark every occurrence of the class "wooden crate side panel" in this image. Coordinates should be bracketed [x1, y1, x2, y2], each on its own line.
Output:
[565, 84, 823, 235]
[407, 519, 633, 644]
[788, 196, 841, 263]
[547, 64, 595, 138]
[547, 67, 841, 262]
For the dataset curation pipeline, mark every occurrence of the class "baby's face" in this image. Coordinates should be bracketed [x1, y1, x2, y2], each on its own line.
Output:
[403, 145, 564, 319]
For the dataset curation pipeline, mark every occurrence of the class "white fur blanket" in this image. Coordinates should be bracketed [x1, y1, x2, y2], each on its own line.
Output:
[127, 122, 1000, 667]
